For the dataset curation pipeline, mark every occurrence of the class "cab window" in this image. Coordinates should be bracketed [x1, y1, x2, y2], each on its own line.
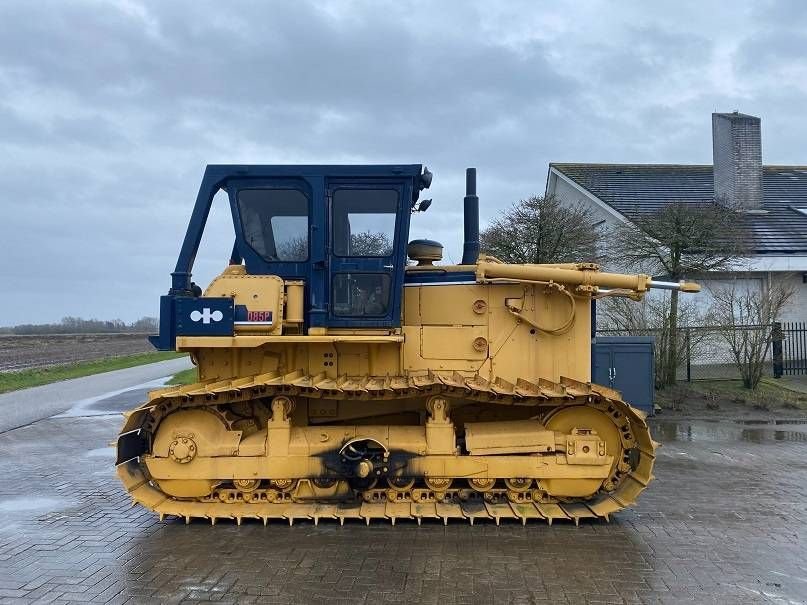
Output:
[332, 273, 391, 316]
[332, 189, 397, 257]
[237, 188, 309, 261]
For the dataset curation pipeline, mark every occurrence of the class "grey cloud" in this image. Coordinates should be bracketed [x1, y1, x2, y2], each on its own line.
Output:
[735, 29, 807, 73]
[0, 0, 805, 325]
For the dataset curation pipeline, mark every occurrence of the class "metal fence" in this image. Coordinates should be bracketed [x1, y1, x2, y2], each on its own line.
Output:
[781, 322, 807, 375]
[596, 322, 807, 381]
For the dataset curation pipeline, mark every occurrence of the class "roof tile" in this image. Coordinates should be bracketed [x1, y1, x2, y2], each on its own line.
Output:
[550, 163, 807, 254]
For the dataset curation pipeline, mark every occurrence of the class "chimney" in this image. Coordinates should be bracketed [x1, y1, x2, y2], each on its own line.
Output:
[712, 112, 763, 210]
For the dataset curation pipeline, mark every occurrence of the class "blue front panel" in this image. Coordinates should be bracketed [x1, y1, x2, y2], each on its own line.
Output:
[175, 297, 234, 336]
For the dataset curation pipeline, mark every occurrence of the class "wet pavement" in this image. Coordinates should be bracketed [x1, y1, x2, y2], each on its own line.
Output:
[1, 390, 807, 604]
[0, 358, 192, 433]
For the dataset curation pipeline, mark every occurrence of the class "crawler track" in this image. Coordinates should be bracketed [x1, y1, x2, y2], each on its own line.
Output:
[116, 371, 656, 525]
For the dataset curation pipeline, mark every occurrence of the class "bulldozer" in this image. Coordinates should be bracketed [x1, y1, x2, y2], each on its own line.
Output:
[116, 164, 699, 525]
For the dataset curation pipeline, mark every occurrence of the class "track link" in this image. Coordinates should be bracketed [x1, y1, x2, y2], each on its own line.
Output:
[116, 371, 656, 526]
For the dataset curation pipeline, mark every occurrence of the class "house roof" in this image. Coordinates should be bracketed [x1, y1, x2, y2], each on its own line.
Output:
[550, 163, 807, 254]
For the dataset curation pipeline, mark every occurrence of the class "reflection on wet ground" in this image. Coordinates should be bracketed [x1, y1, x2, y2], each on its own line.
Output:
[53, 381, 163, 418]
[734, 417, 807, 425]
[651, 417, 807, 444]
[1, 388, 807, 603]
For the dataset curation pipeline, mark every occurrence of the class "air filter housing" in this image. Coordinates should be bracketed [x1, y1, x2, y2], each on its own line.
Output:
[407, 239, 443, 265]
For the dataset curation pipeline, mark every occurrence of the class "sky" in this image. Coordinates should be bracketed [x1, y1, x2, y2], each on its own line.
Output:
[2, 0, 807, 326]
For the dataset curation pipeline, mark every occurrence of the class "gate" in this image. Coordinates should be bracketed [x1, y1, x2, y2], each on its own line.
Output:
[781, 322, 807, 375]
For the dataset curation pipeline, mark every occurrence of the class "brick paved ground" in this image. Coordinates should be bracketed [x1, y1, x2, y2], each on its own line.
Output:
[1, 389, 807, 604]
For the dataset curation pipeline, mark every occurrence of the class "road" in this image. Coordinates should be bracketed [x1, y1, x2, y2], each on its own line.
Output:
[0, 357, 192, 433]
[0, 370, 807, 603]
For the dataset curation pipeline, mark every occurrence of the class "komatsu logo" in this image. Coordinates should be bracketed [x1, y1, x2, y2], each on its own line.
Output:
[190, 308, 224, 324]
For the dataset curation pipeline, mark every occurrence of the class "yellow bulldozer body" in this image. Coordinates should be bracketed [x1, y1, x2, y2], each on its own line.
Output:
[116, 165, 698, 526]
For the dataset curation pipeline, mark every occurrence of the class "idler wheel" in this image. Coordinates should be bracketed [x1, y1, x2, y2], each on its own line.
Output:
[543, 405, 624, 498]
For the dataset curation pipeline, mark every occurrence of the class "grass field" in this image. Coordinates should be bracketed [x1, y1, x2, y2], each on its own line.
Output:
[0, 351, 185, 394]
[167, 367, 198, 386]
[0, 333, 155, 372]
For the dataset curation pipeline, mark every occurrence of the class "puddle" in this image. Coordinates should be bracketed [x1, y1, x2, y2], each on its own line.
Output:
[0, 496, 70, 514]
[651, 420, 807, 443]
[734, 419, 807, 426]
[54, 376, 170, 418]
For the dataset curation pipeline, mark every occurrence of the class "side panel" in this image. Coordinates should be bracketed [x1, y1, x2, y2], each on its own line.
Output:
[420, 326, 488, 361]
[402, 283, 593, 384]
[182, 274, 595, 386]
[192, 341, 404, 382]
[487, 284, 592, 384]
[417, 285, 488, 326]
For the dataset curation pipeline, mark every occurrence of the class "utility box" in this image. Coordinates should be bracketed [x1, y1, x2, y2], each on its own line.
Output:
[592, 336, 655, 415]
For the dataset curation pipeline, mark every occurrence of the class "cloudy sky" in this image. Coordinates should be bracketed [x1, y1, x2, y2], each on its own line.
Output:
[2, 0, 806, 326]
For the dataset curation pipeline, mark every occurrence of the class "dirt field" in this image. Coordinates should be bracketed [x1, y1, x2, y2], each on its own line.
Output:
[0, 334, 154, 372]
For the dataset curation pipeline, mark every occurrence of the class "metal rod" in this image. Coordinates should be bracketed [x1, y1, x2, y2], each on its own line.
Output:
[649, 280, 692, 291]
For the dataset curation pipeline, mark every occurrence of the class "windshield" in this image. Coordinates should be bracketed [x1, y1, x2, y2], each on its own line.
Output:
[237, 188, 309, 261]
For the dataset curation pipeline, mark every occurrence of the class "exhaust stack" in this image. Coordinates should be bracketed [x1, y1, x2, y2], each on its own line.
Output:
[461, 167, 480, 265]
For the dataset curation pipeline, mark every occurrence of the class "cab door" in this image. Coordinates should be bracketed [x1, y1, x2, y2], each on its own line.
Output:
[326, 180, 409, 328]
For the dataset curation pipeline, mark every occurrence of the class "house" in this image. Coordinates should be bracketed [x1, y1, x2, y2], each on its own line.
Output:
[545, 112, 807, 323]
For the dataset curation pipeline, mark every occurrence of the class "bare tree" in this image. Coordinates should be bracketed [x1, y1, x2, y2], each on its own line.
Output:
[610, 201, 747, 386]
[480, 195, 602, 264]
[349, 231, 393, 256]
[130, 317, 159, 333]
[275, 235, 308, 261]
[599, 294, 708, 388]
[709, 280, 794, 389]
[276, 231, 392, 259]
[10, 316, 157, 335]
